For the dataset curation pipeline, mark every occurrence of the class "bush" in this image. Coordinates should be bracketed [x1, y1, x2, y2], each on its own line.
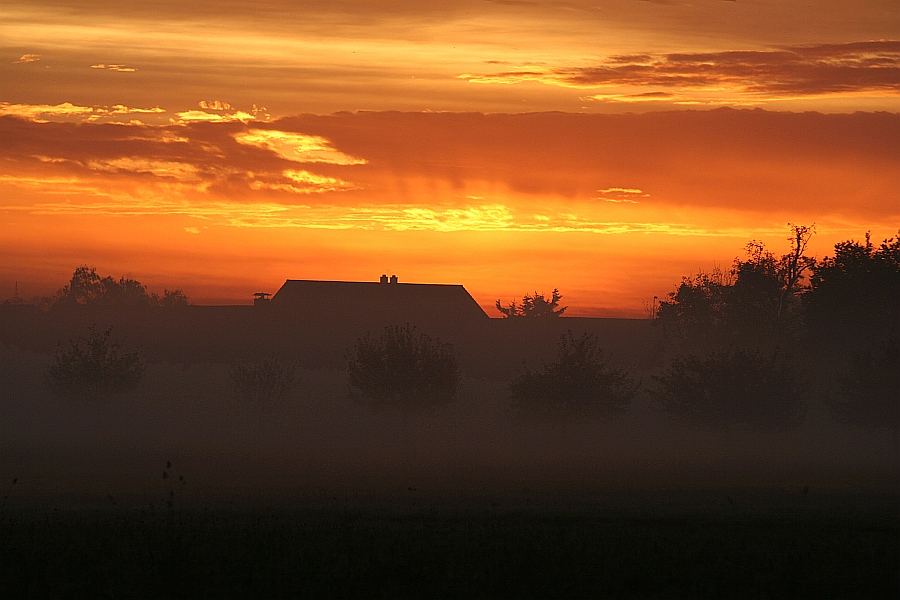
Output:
[509, 332, 638, 420]
[46, 326, 144, 401]
[346, 325, 460, 410]
[652, 349, 806, 430]
[832, 334, 900, 431]
[228, 356, 299, 410]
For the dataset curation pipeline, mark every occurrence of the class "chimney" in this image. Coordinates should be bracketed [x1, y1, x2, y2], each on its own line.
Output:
[389, 274, 398, 284]
[253, 292, 272, 307]
[380, 274, 388, 284]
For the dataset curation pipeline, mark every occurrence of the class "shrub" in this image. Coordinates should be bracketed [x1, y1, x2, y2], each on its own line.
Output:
[229, 356, 299, 410]
[46, 326, 144, 401]
[509, 331, 638, 420]
[652, 349, 806, 430]
[346, 325, 460, 409]
[832, 334, 900, 431]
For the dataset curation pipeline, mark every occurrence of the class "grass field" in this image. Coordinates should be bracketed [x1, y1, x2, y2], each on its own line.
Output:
[2, 495, 898, 599]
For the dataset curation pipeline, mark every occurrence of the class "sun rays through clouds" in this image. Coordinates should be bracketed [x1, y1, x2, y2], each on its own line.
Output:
[1, 0, 898, 313]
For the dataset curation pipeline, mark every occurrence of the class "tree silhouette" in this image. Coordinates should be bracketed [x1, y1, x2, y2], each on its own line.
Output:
[45, 326, 145, 401]
[55, 266, 107, 305]
[805, 231, 900, 337]
[346, 324, 460, 410]
[652, 349, 806, 430]
[496, 289, 567, 318]
[833, 334, 900, 439]
[655, 268, 731, 350]
[53, 266, 188, 308]
[656, 224, 813, 352]
[154, 289, 190, 308]
[229, 356, 299, 410]
[509, 331, 637, 419]
[776, 224, 816, 318]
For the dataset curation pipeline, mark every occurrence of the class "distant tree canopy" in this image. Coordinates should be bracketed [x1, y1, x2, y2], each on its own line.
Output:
[652, 349, 806, 431]
[496, 289, 567, 318]
[229, 356, 299, 411]
[45, 326, 145, 401]
[653, 226, 900, 433]
[346, 324, 460, 410]
[509, 331, 637, 420]
[833, 333, 900, 434]
[656, 224, 814, 351]
[804, 232, 900, 336]
[53, 266, 189, 308]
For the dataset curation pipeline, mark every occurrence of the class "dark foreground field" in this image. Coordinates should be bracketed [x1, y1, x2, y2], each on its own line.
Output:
[2, 344, 898, 598]
[2, 491, 898, 599]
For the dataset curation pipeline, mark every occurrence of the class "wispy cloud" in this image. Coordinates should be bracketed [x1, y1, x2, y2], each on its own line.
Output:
[0, 102, 95, 121]
[13, 53, 41, 63]
[0, 102, 164, 123]
[170, 101, 269, 124]
[593, 188, 648, 204]
[234, 129, 368, 165]
[250, 170, 358, 194]
[0, 116, 366, 201]
[2, 110, 897, 225]
[1, 197, 734, 235]
[198, 100, 232, 111]
[87, 158, 202, 181]
[174, 110, 255, 123]
[90, 64, 137, 72]
[0, 174, 117, 198]
[461, 41, 900, 102]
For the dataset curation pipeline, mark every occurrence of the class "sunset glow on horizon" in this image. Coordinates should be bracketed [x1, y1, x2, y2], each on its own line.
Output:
[2, 1, 898, 316]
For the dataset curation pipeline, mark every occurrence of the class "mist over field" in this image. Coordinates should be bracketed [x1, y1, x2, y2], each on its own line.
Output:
[2, 240, 899, 598]
[1, 331, 896, 509]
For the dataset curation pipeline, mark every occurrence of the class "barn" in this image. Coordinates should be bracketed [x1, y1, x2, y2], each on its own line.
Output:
[263, 276, 489, 330]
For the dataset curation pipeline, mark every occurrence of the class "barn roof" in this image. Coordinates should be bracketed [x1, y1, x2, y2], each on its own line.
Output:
[269, 279, 489, 326]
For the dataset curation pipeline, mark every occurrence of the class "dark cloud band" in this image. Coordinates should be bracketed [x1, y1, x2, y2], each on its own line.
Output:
[465, 41, 900, 97]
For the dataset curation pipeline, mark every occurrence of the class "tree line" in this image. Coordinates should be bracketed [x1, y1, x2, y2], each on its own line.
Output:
[655, 225, 899, 351]
[652, 225, 899, 433]
[7, 266, 189, 309]
[39, 227, 900, 437]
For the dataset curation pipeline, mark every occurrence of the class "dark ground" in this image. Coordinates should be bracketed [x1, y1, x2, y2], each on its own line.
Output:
[1, 326, 898, 598]
[2, 489, 898, 599]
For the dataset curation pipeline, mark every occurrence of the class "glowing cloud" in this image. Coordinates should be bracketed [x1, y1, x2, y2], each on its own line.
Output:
[585, 92, 677, 103]
[174, 110, 255, 123]
[0, 102, 164, 123]
[594, 188, 647, 203]
[234, 129, 367, 165]
[0, 102, 95, 121]
[249, 170, 357, 194]
[90, 64, 137, 72]
[13, 54, 41, 63]
[109, 105, 165, 115]
[198, 100, 232, 111]
[2, 195, 742, 237]
[283, 169, 356, 192]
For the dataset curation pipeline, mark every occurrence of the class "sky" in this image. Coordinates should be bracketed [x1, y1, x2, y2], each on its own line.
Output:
[1, 0, 898, 316]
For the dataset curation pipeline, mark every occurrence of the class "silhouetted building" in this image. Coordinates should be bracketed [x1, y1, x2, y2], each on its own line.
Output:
[268, 277, 489, 328]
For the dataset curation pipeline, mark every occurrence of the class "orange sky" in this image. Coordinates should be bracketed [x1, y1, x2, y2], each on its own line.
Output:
[1, 1, 898, 316]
